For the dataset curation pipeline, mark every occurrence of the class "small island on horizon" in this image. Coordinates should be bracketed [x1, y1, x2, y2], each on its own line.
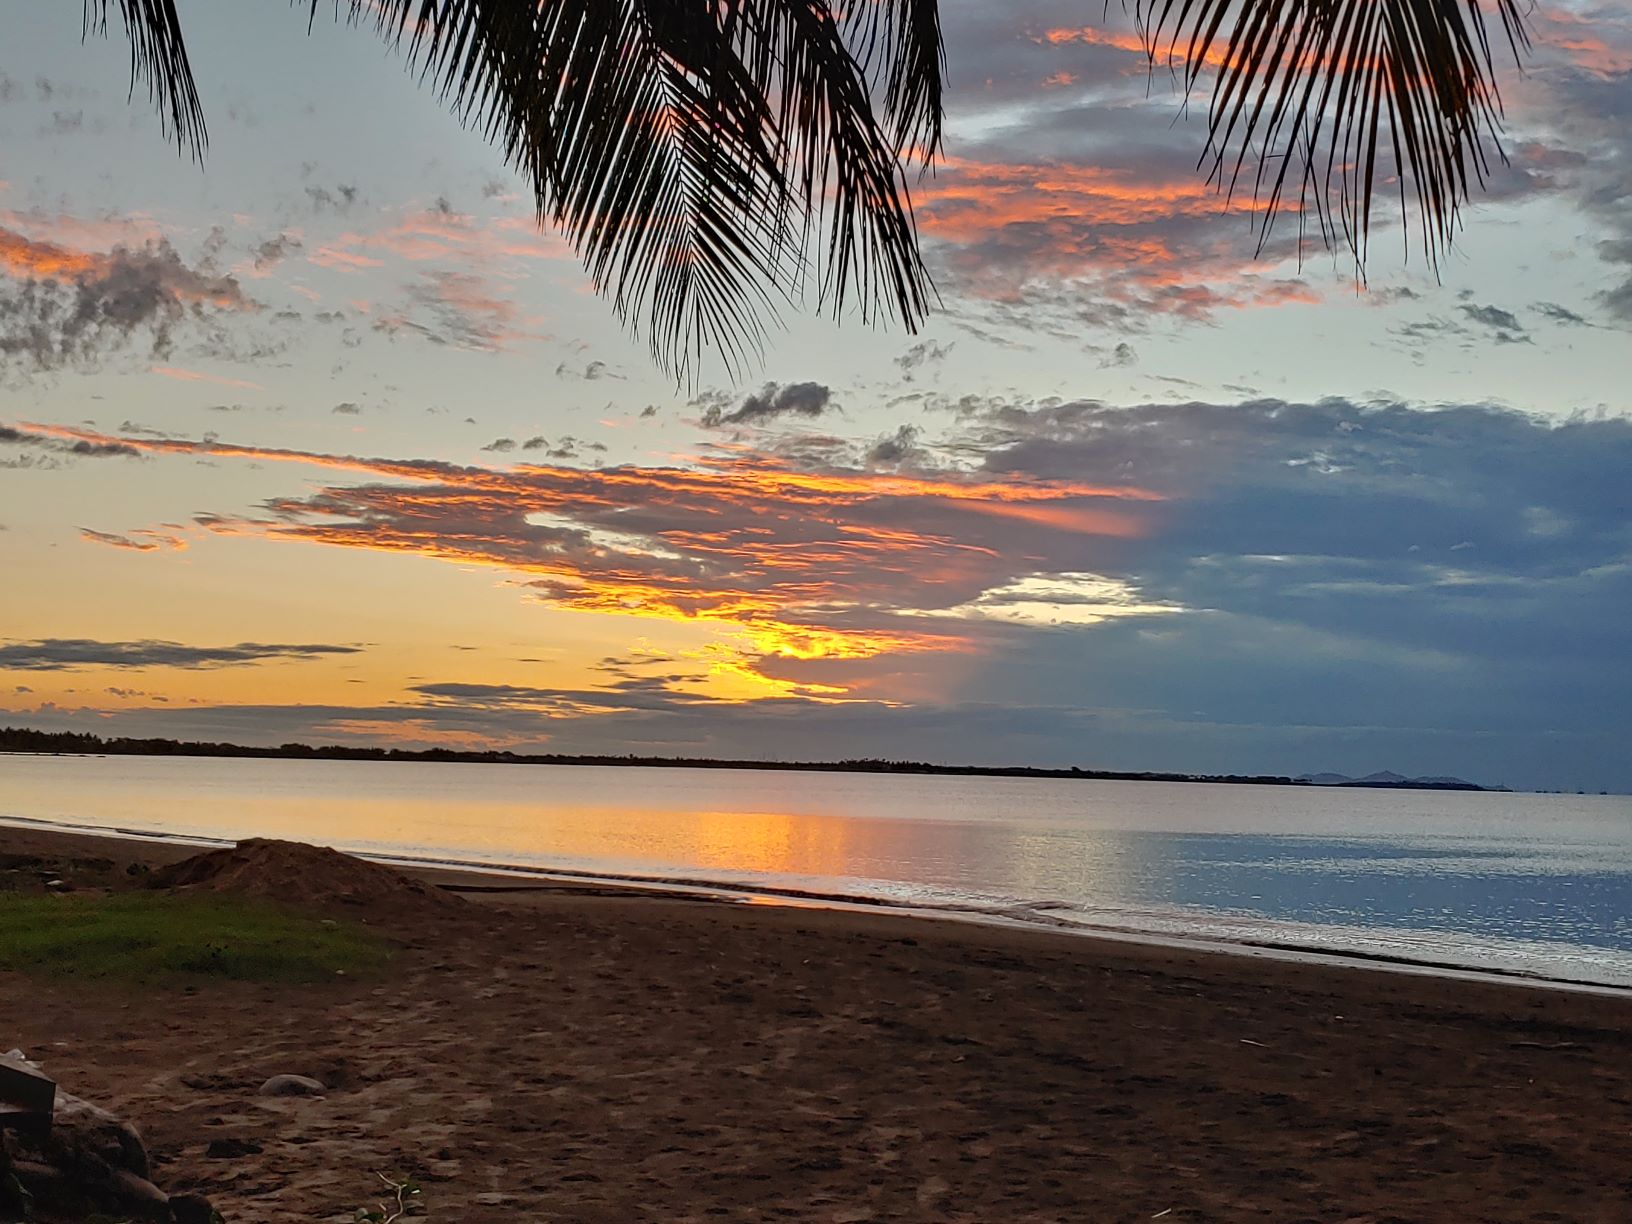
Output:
[0, 726, 1503, 792]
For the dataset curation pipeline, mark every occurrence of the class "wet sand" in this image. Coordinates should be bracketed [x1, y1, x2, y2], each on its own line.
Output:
[5, 824, 1632, 1222]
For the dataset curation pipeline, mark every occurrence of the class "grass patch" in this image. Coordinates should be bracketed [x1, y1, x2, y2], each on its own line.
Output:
[0, 892, 390, 983]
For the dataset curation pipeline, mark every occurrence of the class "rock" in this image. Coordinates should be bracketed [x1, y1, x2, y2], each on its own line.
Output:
[204, 1136, 263, 1159]
[4, 1089, 174, 1220]
[1, 1053, 215, 1222]
[109, 1167, 171, 1214]
[170, 1190, 220, 1223]
[258, 1074, 326, 1097]
[49, 1086, 153, 1178]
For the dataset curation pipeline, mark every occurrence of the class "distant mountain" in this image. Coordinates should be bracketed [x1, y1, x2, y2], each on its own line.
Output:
[1296, 770, 1490, 791]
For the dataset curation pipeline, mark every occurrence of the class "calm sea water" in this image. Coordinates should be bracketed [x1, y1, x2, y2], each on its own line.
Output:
[3, 754, 1630, 987]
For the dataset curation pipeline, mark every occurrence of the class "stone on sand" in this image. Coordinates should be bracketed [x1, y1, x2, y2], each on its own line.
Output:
[1, 1051, 217, 1223]
[257, 1074, 326, 1098]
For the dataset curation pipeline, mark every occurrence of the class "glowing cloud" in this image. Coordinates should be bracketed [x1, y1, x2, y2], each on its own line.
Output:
[14, 423, 1174, 691]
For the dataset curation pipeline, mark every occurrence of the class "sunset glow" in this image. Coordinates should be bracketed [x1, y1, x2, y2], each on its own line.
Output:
[0, 0, 1627, 789]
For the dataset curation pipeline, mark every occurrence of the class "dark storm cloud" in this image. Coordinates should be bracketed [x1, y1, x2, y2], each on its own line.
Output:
[956, 396, 1632, 668]
[702, 381, 834, 427]
[0, 638, 362, 671]
[914, 394, 1630, 788]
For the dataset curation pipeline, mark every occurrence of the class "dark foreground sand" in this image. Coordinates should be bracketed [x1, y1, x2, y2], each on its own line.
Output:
[4, 824, 1631, 1223]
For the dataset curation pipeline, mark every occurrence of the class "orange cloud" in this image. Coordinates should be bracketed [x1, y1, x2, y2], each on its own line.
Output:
[0, 227, 101, 280]
[0, 224, 241, 310]
[309, 206, 572, 274]
[151, 366, 265, 390]
[80, 528, 187, 552]
[21, 424, 1173, 690]
[918, 155, 1224, 248]
[1534, 8, 1632, 74]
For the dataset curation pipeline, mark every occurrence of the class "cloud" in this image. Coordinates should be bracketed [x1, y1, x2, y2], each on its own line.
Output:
[309, 203, 570, 272]
[79, 527, 185, 552]
[889, 2, 1632, 342]
[1459, 302, 1529, 338]
[1535, 301, 1591, 327]
[0, 224, 250, 371]
[865, 424, 925, 467]
[332, 401, 362, 415]
[951, 395, 1632, 665]
[891, 5, 1338, 334]
[0, 638, 361, 671]
[1, 422, 138, 458]
[894, 340, 953, 376]
[22, 396, 1632, 789]
[374, 270, 544, 351]
[149, 365, 265, 390]
[1101, 341, 1137, 368]
[24, 422, 1161, 684]
[304, 183, 358, 213]
[555, 359, 619, 381]
[1486, 18, 1632, 328]
[702, 381, 835, 428]
[251, 233, 302, 272]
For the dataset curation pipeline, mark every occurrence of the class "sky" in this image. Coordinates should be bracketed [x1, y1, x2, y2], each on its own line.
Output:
[1, 1, 1629, 792]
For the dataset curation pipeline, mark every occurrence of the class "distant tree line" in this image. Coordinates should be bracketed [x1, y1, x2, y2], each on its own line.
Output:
[0, 725, 1319, 786]
[0, 726, 1495, 790]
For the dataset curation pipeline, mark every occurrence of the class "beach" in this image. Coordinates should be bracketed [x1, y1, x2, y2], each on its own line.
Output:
[6, 824, 1631, 1222]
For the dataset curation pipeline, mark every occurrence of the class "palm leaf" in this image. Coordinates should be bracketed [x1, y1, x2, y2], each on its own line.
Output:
[83, 0, 207, 156]
[1134, 0, 1531, 267]
[88, 0, 1531, 361]
[92, 0, 941, 380]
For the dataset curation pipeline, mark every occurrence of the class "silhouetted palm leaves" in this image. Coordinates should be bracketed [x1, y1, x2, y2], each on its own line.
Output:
[1134, 0, 1530, 266]
[83, 0, 1530, 375]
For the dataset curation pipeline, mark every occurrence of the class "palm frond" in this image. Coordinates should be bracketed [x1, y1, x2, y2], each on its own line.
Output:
[90, 0, 940, 380]
[1135, 0, 1531, 267]
[83, 0, 207, 156]
[335, 0, 941, 380]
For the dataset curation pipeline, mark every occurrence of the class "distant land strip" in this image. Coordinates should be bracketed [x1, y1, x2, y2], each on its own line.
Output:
[0, 726, 1496, 791]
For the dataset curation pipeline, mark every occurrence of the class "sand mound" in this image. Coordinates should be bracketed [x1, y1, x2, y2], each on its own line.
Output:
[149, 839, 465, 917]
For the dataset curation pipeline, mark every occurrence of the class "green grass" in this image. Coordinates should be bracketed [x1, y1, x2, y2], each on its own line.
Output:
[0, 892, 391, 983]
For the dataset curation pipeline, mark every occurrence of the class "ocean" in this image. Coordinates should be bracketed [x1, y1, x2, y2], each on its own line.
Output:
[3, 753, 1629, 988]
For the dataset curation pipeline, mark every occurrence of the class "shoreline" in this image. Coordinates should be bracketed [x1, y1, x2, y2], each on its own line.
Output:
[6, 812, 1628, 1000]
[5, 816, 1632, 1221]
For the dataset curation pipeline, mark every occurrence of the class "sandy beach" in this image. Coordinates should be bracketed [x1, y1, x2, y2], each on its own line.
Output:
[4, 823, 1631, 1223]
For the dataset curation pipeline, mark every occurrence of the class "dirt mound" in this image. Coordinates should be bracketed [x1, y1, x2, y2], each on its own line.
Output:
[149, 839, 465, 918]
